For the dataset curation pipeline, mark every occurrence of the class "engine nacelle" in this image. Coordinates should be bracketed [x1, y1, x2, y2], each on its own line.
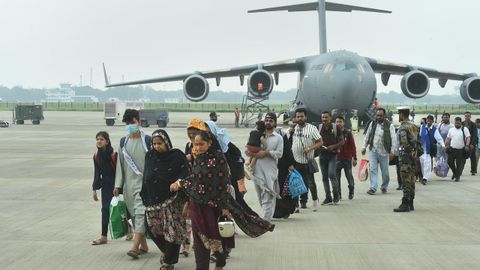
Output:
[460, 77, 480, 104]
[247, 69, 274, 98]
[183, 74, 209, 102]
[400, 70, 430, 99]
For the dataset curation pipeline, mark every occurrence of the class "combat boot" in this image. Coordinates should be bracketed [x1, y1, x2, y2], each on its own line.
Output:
[393, 198, 410, 212]
[409, 199, 414, 211]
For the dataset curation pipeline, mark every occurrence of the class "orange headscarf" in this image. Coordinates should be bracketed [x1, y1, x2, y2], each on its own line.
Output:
[187, 119, 207, 158]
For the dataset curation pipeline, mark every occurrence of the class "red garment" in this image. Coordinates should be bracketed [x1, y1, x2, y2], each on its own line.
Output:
[337, 131, 357, 161]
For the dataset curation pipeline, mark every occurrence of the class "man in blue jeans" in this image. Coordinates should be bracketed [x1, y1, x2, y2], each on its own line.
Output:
[319, 111, 344, 204]
[335, 116, 357, 200]
[362, 108, 396, 195]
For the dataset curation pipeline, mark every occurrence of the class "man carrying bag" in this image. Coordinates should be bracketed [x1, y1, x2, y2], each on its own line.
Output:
[290, 108, 323, 212]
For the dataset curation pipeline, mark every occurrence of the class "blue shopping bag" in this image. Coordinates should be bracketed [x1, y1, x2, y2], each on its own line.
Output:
[289, 169, 308, 198]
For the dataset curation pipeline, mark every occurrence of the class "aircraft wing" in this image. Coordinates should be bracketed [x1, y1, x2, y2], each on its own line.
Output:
[365, 57, 476, 84]
[103, 58, 306, 88]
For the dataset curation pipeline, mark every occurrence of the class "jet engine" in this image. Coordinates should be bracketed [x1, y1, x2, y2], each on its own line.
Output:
[247, 69, 274, 98]
[400, 70, 430, 99]
[183, 74, 209, 102]
[460, 77, 480, 104]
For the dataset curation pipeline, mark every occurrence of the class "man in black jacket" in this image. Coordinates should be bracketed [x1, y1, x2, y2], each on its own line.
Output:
[463, 112, 478, 175]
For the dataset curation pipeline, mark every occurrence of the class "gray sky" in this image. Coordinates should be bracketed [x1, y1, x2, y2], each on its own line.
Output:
[0, 0, 478, 95]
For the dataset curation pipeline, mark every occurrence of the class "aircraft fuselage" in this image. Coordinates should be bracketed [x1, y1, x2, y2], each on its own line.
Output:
[294, 50, 377, 122]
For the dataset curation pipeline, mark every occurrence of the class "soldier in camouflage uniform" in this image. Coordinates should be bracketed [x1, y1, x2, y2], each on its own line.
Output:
[394, 107, 423, 212]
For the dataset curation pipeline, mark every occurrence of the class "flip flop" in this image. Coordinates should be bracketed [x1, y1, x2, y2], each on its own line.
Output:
[137, 249, 148, 255]
[127, 250, 139, 259]
[91, 238, 107, 245]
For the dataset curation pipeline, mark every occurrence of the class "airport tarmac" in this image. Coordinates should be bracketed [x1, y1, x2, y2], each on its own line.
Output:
[0, 111, 479, 270]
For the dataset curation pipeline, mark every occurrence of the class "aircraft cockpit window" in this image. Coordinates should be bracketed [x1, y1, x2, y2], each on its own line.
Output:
[310, 64, 325, 71]
[323, 63, 334, 73]
[334, 63, 346, 71]
[356, 64, 366, 73]
[324, 63, 362, 72]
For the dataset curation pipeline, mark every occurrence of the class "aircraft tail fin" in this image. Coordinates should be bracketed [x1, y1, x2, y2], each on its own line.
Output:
[102, 63, 110, 87]
[248, 1, 391, 54]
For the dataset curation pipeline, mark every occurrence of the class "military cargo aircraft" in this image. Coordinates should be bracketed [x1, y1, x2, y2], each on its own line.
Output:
[104, 1, 480, 124]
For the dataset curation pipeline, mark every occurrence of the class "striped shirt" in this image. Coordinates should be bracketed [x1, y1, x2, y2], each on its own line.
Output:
[292, 123, 322, 164]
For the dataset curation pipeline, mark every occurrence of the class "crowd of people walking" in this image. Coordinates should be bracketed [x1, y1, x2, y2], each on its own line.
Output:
[90, 107, 479, 269]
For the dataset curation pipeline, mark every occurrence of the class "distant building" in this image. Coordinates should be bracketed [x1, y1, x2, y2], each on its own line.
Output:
[45, 84, 75, 102]
[73, 95, 99, 103]
[45, 83, 99, 103]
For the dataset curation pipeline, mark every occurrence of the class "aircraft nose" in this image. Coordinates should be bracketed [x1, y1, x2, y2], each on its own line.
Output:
[335, 75, 358, 102]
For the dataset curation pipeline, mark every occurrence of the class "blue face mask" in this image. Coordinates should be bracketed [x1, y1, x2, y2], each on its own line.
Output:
[125, 124, 139, 135]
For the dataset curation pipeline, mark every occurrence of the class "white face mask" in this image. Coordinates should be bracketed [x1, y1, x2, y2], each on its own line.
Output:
[125, 124, 139, 135]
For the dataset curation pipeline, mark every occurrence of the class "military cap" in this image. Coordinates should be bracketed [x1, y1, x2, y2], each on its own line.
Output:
[397, 106, 410, 115]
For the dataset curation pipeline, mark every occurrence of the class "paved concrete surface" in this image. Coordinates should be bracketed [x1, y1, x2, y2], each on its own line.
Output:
[0, 111, 479, 270]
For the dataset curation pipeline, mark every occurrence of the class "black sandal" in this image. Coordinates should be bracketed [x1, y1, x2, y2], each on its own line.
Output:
[160, 263, 174, 270]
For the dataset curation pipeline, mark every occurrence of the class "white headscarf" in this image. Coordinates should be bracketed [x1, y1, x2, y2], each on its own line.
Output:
[205, 120, 231, 153]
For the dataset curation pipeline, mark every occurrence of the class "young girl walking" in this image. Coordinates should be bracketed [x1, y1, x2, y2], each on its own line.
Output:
[91, 131, 117, 245]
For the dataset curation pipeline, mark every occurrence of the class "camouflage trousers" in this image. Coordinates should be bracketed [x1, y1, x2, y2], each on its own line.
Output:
[400, 171, 416, 201]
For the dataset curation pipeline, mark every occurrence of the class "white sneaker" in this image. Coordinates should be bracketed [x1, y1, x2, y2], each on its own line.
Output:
[313, 200, 319, 212]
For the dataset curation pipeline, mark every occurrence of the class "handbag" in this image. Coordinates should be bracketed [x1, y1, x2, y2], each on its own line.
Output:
[307, 158, 319, 174]
[357, 159, 369, 182]
[109, 195, 129, 239]
[389, 155, 398, 166]
[218, 216, 235, 238]
[463, 147, 471, 160]
[430, 143, 438, 157]
[426, 128, 438, 157]
[281, 171, 291, 197]
[461, 127, 470, 160]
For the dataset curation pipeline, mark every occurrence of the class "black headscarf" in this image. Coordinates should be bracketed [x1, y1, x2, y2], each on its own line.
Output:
[141, 129, 190, 207]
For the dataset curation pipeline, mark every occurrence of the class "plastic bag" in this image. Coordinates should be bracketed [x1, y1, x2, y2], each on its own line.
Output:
[109, 195, 129, 239]
[358, 159, 369, 182]
[433, 156, 449, 178]
[289, 169, 308, 198]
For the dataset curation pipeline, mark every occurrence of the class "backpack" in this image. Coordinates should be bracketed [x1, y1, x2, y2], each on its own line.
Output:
[93, 151, 117, 170]
[120, 135, 152, 151]
[318, 123, 339, 141]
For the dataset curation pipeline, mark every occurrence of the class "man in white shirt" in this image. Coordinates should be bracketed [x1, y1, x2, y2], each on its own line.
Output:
[291, 108, 323, 211]
[437, 113, 454, 160]
[444, 117, 471, 182]
[419, 115, 445, 185]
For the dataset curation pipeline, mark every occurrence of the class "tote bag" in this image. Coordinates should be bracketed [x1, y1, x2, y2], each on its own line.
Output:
[358, 159, 369, 182]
